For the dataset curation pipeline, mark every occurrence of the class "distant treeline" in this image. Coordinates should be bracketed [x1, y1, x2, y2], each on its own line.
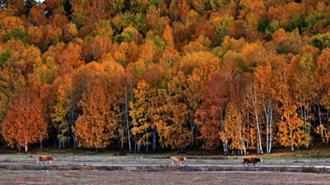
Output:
[0, 0, 329, 154]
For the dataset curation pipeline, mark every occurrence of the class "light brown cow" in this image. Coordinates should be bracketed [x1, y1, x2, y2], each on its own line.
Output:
[170, 156, 187, 166]
[37, 155, 55, 164]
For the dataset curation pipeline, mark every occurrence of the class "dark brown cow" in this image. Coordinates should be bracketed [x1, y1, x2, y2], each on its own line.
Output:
[243, 157, 262, 166]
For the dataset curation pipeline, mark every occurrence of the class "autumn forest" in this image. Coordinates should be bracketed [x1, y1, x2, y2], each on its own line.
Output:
[0, 0, 329, 154]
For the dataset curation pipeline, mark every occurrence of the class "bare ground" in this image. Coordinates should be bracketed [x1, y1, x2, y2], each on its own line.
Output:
[1, 154, 329, 166]
[0, 170, 330, 185]
[0, 154, 329, 184]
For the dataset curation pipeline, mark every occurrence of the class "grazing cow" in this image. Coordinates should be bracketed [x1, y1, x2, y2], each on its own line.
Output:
[38, 155, 55, 164]
[243, 157, 262, 166]
[170, 156, 187, 166]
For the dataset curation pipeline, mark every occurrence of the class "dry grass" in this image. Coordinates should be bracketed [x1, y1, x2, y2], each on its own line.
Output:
[4, 145, 330, 159]
[256, 146, 330, 159]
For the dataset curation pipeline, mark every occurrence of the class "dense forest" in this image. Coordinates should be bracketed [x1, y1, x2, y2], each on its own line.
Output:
[0, 0, 329, 154]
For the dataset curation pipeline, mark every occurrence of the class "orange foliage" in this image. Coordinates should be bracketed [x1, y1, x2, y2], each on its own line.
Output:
[195, 73, 226, 149]
[75, 77, 119, 148]
[1, 0, 330, 154]
[2, 88, 47, 152]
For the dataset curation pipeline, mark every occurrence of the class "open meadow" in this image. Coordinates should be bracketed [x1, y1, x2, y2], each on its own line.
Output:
[0, 147, 330, 185]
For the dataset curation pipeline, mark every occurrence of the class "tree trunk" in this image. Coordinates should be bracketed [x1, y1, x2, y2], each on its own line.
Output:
[134, 136, 138, 153]
[121, 130, 124, 150]
[289, 118, 294, 152]
[189, 121, 196, 149]
[152, 129, 157, 152]
[255, 110, 263, 154]
[237, 115, 246, 155]
[25, 145, 28, 152]
[327, 110, 329, 128]
[318, 103, 322, 125]
[125, 91, 132, 152]
[264, 100, 273, 154]
[223, 143, 228, 155]
[40, 140, 43, 149]
[303, 106, 310, 148]
[264, 104, 269, 154]
[269, 105, 273, 153]
[17, 145, 21, 152]
[69, 110, 78, 149]
[253, 90, 263, 154]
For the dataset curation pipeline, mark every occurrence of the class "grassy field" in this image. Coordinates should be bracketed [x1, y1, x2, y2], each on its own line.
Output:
[11, 144, 329, 159]
[259, 146, 330, 159]
[0, 146, 329, 185]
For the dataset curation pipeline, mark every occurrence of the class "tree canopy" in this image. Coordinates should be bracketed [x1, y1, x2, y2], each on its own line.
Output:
[0, 0, 329, 153]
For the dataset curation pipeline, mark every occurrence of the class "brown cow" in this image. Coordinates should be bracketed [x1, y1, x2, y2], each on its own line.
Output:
[170, 156, 187, 166]
[243, 157, 262, 166]
[37, 155, 55, 164]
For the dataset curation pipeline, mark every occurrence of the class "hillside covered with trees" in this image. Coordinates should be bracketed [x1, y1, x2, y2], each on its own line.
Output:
[0, 0, 329, 154]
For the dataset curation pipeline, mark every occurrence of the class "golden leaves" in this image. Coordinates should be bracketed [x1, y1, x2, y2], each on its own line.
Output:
[75, 78, 117, 148]
[129, 80, 154, 148]
[163, 25, 174, 48]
